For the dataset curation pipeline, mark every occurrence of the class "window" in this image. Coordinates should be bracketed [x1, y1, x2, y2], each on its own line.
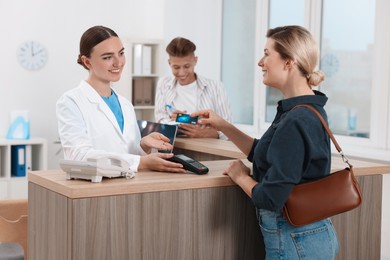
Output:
[222, 0, 390, 158]
[266, 0, 305, 122]
[221, 0, 256, 125]
[320, 0, 375, 138]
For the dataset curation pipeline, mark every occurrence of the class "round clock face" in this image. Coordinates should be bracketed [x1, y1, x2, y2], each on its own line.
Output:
[17, 41, 48, 71]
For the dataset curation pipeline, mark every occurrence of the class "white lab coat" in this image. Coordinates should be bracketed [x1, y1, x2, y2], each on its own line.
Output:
[56, 80, 146, 172]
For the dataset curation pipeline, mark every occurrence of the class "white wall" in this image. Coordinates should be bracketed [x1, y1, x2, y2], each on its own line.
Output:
[0, 0, 221, 169]
[163, 0, 222, 79]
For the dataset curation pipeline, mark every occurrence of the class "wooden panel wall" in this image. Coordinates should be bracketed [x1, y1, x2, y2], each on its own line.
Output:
[29, 183, 265, 260]
[28, 183, 70, 260]
[28, 174, 383, 259]
[332, 175, 382, 260]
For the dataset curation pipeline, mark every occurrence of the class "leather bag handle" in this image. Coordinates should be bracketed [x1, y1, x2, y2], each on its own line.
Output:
[293, 104, 352, 168]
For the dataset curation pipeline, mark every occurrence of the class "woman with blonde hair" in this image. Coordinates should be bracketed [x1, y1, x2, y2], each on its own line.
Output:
[192, 25, 338, 259]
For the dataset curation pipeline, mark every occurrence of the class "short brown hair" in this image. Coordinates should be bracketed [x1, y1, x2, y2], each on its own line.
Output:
[166, 37, 196, 57]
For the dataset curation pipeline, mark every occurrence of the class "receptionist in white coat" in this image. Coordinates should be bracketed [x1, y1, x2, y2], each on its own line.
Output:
[56, 25, 185, 174]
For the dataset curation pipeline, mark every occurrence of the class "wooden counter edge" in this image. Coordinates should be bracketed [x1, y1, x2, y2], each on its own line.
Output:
[28, 160, 239, 199]
[174, 138, 247, 159]
[28, 160, 390, 199]
[351, 166, 390, 176]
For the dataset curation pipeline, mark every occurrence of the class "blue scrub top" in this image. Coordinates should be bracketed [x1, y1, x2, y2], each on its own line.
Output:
[101, 90, 124, 133]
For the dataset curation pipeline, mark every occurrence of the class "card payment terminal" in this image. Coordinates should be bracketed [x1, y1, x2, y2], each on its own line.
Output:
[167, 154, 209, 174]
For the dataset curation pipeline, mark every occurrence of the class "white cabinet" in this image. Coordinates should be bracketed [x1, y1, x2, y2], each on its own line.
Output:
[116, 39, 164, 121]
[0, 138, 47, 199]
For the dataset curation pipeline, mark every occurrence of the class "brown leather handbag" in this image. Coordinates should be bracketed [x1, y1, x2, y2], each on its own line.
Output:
[282, 104, 363, 227]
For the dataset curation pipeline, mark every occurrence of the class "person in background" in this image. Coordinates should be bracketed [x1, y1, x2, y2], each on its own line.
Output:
[56, 25, 185, 174]
[191, 25, 339, 259]
[154, 37, 232, 139]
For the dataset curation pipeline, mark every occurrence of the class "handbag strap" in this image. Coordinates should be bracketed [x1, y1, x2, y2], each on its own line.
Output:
[292, 104, 352, 168]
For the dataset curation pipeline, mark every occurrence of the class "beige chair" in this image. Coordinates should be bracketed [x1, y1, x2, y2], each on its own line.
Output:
[0, 199, 28, 260]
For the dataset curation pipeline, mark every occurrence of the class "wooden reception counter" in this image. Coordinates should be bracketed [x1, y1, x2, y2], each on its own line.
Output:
[28, 160, 264, 260]
[28, 138, 390, 260]
[174, 137, 390, 260]
[174, 137, 247, 160]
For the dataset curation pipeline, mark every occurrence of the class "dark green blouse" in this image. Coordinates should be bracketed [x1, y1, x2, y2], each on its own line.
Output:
[249, 91, 331, 211]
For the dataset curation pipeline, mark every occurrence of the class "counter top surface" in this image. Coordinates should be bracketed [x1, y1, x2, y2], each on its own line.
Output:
[29, 160, 242, 199]
[29, 155, 390, 199]
[174, 137, 247, 159]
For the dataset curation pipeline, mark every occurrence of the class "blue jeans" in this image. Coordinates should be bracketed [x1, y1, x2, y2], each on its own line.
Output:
[257, 208, 339, 260]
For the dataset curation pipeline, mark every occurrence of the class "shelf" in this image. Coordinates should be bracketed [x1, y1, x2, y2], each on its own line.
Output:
[116, 38, 164, 121]
[0, 137, 47, 199]
[0, 137, 47, 145]
[132, 74, 160, 78]
[134, 106, 154, 110]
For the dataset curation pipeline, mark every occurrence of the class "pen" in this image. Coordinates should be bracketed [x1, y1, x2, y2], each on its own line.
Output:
[165, 104, 176, 111]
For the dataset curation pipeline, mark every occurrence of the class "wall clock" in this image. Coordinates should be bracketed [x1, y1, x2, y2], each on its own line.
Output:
[17, 41, 48, 71]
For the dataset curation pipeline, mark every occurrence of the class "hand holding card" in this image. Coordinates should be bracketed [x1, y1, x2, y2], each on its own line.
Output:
[175, 113, 198, 125]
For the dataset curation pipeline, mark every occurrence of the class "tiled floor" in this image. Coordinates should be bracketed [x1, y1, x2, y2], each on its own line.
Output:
[382, 174, 390, 259]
